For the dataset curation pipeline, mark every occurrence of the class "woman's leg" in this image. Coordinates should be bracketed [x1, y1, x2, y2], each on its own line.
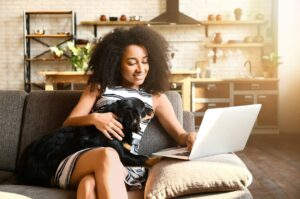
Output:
[70, 147, 128, 199]
[77, 174, 97, 199]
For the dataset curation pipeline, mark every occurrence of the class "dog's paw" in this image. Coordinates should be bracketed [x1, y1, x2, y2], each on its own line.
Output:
[145, 156, 163, 167]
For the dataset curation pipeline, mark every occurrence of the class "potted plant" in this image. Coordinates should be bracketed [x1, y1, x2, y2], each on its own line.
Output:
[66, 41, 93, 71]
[234, 8, 243, 20]
[262, 52, 282, 78]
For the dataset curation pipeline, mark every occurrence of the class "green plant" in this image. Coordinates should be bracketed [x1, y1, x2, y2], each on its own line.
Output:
[66, 41, 93, 71]
[262, 52, 282, 68]
[234, 8, 243, 15]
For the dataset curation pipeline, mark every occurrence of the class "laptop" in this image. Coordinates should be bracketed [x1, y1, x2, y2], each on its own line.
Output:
[152, 104, 261, 160]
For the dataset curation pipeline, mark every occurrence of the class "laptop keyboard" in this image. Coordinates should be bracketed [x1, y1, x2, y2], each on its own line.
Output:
[174, 151, 190, 156]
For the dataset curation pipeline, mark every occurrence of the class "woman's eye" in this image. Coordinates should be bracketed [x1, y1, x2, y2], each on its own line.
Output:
[142, 61, 148, 64]
[128, 62, 136, 66]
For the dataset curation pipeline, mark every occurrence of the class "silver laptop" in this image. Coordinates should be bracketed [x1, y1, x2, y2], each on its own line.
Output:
[152, 104, 261, 160]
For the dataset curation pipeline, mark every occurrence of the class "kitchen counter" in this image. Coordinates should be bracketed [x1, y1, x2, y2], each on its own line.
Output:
[169, 75, 279, 111]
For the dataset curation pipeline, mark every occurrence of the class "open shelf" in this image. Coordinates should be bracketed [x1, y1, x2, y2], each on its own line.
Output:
[25, 58, 70, 61]
[26, 34, 73, 38]
[206, 43, 264, 48]
[80, 20, 201, 37]
[24, 11, 73, 14]
[199, 20, 265, 25]
[199, 20, 265, 37]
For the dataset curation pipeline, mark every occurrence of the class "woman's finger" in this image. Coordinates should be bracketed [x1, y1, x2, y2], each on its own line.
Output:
[102, 130, 113, 140]
[107, 128, 123, 141]
[113, 119, 123, 130]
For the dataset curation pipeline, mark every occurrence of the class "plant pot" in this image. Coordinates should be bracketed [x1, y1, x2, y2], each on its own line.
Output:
[262, 61, 278, 78]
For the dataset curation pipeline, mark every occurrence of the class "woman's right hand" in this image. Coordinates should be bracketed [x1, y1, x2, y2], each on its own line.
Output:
[91, 112, 124, 141]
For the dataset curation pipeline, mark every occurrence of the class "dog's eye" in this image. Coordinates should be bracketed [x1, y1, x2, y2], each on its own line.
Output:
[141, 111, 146, 118]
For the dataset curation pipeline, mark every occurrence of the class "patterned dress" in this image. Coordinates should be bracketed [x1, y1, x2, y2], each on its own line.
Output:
[54, 86, 153, 189]
[92, 86, 153, 189]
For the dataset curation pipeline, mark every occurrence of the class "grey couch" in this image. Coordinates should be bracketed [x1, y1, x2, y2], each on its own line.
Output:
[0, 90, 252, 199]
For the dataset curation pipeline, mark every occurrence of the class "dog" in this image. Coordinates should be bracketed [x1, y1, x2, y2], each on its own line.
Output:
[17, 97, 158, 187]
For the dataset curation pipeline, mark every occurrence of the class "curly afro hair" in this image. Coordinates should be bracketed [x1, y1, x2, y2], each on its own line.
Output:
[87, 25, 171, 95]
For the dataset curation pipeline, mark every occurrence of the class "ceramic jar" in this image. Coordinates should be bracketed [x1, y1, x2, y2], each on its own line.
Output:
[214, 33, 223, 44]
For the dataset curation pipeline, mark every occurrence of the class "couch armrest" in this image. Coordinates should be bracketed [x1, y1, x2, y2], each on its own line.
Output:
[183, 111, 195, 132]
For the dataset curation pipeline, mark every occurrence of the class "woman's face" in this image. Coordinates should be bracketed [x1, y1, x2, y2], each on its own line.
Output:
[120, 45, 149, 89]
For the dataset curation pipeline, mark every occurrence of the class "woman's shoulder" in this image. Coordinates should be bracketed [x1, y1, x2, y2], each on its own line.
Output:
[152, 92, 169, 111]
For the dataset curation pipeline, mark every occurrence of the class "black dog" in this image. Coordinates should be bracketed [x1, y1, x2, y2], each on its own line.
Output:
[17, 97, 155, 187]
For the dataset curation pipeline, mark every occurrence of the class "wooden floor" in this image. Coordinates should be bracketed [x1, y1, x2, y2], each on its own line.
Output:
[236, 134, 300, 199]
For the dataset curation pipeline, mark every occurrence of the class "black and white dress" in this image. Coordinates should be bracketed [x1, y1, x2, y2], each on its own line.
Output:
[54, 86, 153, 189]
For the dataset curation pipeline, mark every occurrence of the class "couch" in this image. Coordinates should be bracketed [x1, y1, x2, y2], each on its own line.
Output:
[0, 90, 253, 199]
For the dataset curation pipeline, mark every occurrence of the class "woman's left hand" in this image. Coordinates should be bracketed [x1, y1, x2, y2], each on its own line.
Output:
[186, 132, 197, 151]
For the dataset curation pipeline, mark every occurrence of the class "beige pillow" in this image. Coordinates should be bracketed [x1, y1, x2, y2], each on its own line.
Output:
[144, 153, 252, 199]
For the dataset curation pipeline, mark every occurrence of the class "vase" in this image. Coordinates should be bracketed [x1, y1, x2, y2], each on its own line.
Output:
[214, 33, 222, 44]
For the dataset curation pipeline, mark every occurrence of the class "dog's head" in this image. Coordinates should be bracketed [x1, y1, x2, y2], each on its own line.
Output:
[114, 98, 153, 133]
[97, 97, 153, 140]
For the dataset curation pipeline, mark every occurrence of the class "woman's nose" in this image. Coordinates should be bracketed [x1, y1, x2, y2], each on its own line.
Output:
[136, 62, 143, 72]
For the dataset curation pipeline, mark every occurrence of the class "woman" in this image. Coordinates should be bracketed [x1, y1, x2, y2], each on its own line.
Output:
[55, 26, 197, 199]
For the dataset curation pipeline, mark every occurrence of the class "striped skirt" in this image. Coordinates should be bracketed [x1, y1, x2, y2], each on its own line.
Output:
[54, 148, 147, 190]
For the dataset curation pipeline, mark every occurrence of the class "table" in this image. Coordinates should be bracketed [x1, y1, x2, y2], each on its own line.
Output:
[39, 71, 91, 90]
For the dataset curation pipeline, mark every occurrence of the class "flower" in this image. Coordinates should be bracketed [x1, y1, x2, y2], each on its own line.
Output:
[66, 41, 93, 71]
[49, 46, 64, 58]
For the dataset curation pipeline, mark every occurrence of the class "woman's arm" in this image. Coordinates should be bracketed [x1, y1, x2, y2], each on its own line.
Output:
[63, 85, 124, 140]
[153, 93, 197, 150]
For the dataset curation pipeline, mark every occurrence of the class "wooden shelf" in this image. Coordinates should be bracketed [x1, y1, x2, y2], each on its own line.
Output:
[26, 34, 73, 38]
[25, 11, 73, 15]
[206, 43, 264, 48]
[25, 58, 69, 61]
[200, 20, 265, 37]
[81, 21, 146, 26]
[199, 20, 265, 25]
[80, 20, 202, 37]
[80, 20, 201, 26]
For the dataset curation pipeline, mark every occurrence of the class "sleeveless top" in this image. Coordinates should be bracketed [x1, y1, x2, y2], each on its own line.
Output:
[92, 86, 153, 189]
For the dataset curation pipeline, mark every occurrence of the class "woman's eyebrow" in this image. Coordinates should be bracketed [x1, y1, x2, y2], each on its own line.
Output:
[127, 56, 148, 60]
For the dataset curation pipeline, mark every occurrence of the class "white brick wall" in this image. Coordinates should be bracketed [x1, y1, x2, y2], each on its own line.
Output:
[0, 0, 273, 90]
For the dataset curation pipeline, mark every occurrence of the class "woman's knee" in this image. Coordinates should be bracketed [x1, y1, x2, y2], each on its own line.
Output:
[93, 147, 122, 169]
[79, 174, 96, 188]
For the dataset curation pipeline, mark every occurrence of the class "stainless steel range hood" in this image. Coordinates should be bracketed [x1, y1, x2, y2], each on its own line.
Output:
[149, 0, 199, 24]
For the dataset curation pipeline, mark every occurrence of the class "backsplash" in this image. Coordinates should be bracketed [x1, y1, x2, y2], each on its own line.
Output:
[0, 0, 273, 89]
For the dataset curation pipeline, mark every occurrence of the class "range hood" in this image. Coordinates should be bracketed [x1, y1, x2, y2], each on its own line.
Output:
[150, 0, 199, 24]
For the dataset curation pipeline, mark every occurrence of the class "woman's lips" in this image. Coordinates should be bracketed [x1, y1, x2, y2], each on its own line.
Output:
[134, 74, 145, 80]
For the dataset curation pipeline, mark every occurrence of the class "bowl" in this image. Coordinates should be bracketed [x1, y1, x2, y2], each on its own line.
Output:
[33, 29, 45, 35]
[109, 16, 118, 21]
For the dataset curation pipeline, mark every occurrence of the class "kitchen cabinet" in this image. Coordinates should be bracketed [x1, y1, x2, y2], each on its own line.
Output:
[191, 81, 231, 128]
[190, 79, 278, 130]
[23, 11, 76, 92]
[233, 81, 278, 127]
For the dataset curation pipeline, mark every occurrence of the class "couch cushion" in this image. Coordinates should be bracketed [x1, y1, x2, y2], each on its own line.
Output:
[19, 91, 81, 159]
[175, 188, 252, 199]
[0, 91, 27, 171]
[0, 171, 15, 184]
[139, 91, 183, 155]
[0, 185, 75, 199]
[144, 153, 253, 199]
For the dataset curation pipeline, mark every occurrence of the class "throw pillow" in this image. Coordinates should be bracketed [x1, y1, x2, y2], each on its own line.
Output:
[144, 153, 252, 199]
